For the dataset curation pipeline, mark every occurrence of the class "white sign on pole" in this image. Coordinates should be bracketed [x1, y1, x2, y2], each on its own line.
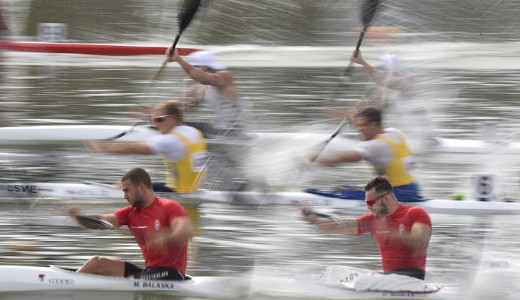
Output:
[472, 174, 495, 202]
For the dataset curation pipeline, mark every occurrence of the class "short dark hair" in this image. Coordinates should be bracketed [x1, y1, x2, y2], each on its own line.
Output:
[121, 168, 152, 189]
[156, 100, 183, 122]
[364, 176, 393, 194]
[357, 107, 382, 127]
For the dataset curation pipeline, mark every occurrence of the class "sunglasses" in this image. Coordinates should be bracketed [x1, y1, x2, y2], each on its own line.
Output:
[152, 115, 172, 123]
[365, 192, 390, 207]
[355, 123, 368, 130]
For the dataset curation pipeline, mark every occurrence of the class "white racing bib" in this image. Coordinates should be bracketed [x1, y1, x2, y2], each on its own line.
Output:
[401, 155, 417, 173]
[191, 152, 208, 172]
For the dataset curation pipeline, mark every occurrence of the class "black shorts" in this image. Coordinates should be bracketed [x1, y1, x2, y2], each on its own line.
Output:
[124, 262, 186, 280]
[385, 268, 425, 280]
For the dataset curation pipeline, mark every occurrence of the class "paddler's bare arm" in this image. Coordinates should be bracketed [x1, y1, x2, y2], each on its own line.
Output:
[84, 140, 152, 155]
[62, 205, 119, 230]
[166, 48, 240, 103]
[299, 206, 358, 235]
[396, 223, 432, 249]
[165, 48, 228, 87]
[312, 149, 364, 166]
[146, 216, 193, 253]
[351, 50, 385, 83]
[168, 216, 193, 244]
[351, 50, 407, 90]
[181, 85, 204, 110]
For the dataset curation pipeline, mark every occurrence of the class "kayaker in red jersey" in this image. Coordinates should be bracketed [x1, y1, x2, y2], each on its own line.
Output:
[300, 176, 432, 280]
[63, 167, 193, 280]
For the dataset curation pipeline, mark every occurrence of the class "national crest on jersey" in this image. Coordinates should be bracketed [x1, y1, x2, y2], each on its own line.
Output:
[398, 223, 405, 234]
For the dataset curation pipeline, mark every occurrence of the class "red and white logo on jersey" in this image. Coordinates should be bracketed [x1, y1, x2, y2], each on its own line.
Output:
[399, 224, 405, 234]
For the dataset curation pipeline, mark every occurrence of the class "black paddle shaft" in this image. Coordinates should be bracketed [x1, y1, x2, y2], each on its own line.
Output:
[105, 120, 143, 141]
[178, 0, 201, 33]
[155, 0, 202, 81]
[356, 0, 380, 50]
[168, 0, 201, 56]
[310, 119, 348, 163]
[76, 215, 114, 229]
[361, 0, 380, 29]
[343, 0, 381, 76]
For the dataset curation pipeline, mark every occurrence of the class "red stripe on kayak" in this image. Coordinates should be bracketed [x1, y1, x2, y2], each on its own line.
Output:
[0, 41, 199, 56]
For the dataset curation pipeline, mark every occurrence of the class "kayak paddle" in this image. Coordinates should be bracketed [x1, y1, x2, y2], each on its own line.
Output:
[153, 0, 202, 81]
[76, 215, 126, 234]
[342, 0, 381, 78]
[310, 118, 348, 162]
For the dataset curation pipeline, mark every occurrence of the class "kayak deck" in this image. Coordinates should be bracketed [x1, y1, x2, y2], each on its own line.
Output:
[0, 265, 457, 299]
[0, 265, 249, 298]
[0, 181, 519, 215]
[0, 125, 518, 154]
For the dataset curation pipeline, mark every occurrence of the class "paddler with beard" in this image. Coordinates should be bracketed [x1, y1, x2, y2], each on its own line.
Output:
[300, 176, 432, 280]
[63, 167, 193, 280]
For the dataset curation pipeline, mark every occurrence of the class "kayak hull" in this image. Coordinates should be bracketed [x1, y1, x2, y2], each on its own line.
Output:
[0, 181, 519, 215]
[0, 125, 518, 154]
[0, 41, 198, 56]
[0, 265, 248, 298]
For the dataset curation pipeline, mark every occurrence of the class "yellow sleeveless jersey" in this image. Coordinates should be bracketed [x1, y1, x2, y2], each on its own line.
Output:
[163, 130, 207, 193]
[375, 129, 415, 186]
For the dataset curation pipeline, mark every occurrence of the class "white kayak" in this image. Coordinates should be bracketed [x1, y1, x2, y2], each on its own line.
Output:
[248, 265, 457, 300]
[0, 125, 518, 154]
[0, 265, 459, 299]
[1, 181, 520, 215]
[0, 265, 249, 298]
[0, 125, 162, 144]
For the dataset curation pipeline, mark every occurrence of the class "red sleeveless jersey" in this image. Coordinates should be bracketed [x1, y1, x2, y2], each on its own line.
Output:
[114, 196, 188, 274]
[356, 205, 431, 272]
